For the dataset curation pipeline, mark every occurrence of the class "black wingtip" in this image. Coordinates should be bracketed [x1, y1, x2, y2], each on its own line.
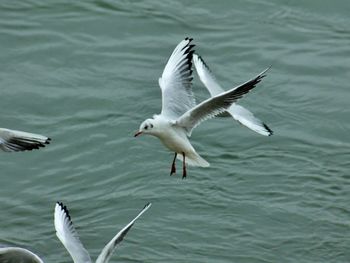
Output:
[263, 123, 273, 136]
[195, 53, 212, 73]
[143, 202, 152, 209]
[183, 40, 195, 80]
[225, 66, 272, 105]
[56, 201, 72, 221]
[182, 38, 195, 52]
[7, 137, 47, 151]
[253, 68, 270, 86]
[260, 66, 271, 78]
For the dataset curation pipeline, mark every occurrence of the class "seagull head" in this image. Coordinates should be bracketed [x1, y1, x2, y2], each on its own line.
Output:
[134, 119, 156, 137]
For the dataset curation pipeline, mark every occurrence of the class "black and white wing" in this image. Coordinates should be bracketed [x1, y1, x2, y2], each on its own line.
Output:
[96, 203, 152, 263]
[0, 246, 44, 263]
[193, 53, 224, 96]
[227, 104, 273, 136]
[159, 38, 196, 120]
[54, 202, 92, 263]
[0, 128, 51, 152]
[176, 68, 269, 136]
[193, 54, 272, 136]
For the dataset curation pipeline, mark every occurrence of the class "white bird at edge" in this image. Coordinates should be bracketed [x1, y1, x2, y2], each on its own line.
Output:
[0, 246, 44, 263]
[134, 38, 269, 178]
[0, 128, 51, 152]
[193, 54, 273, 136]
[0, 202, 151, 263]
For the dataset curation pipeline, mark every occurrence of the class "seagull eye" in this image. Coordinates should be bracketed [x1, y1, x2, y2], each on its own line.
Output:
[144, 125, 148, 130]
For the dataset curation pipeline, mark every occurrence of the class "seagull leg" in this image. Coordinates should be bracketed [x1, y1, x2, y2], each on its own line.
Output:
[170, 152, 177, 175]
[182, 152, 187, 179]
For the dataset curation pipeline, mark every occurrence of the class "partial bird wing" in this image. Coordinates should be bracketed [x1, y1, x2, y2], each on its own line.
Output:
[193, 53, 224, 96]
[54, 202, 92, 263]
[0, 128, 51, 152]
[228, 104, 273, 136]
[0, 246, 44, 263]
[176, 68, 269, 136]
[159, 38, 196, 120]
[194, 54, 272, 136]
[96, 203, 152, 263]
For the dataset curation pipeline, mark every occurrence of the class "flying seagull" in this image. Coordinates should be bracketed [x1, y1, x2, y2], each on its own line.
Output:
[55, 202, 151, 263]
[0, 202, 151, 263]
[193, 54, 272, 136]
[0, 128, 51, 152]
[135, 38, 269, 178]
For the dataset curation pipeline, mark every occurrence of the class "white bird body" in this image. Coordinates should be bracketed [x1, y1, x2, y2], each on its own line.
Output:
[135, 38, 269, 177]
[150, 115, 209, 167]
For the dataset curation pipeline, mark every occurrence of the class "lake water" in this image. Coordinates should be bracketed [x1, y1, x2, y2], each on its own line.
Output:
[0, 0, 349, 262]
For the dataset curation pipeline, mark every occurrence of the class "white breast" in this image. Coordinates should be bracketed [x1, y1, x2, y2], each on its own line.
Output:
[158, 125, 194, 154]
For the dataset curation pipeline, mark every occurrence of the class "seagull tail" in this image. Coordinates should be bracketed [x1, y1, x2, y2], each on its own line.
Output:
[177, 152, 210, 167]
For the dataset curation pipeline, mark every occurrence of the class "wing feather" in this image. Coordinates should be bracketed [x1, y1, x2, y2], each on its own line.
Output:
[96, 203, 151, 263]
[228, 105, 273, 136]
[54, 202, 92, 263]
[176, 68, 269, 135]
[159, 38, 196, 119]
[193, 54, 273, 136]
[0, 128, 51, 152]
[193, 53, 224, 96]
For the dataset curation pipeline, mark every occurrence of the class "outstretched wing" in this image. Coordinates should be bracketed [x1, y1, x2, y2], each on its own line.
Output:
[159, 38, 196, 120]
[176, 68, 269, 136]
[54, 202, 92, 263]
[193, 54, 272, 136]
[228, 104, 273, 136]
[193, 53, 224, 96]
[0, 246, 44, 263]
[0, 128, 51, 152]
[96, 203, 152, 263]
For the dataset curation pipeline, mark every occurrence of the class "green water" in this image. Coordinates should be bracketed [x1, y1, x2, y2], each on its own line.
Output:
[0, 1, 349, 262]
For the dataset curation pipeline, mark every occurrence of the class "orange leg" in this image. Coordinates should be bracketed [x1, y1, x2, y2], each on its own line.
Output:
[170, 152, 177, 175]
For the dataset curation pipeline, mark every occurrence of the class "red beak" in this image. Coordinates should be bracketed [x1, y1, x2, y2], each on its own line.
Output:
[134, 131, 142, 137]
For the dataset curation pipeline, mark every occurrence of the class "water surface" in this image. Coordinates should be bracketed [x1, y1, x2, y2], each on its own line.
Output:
[0, 1, 349, 262]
